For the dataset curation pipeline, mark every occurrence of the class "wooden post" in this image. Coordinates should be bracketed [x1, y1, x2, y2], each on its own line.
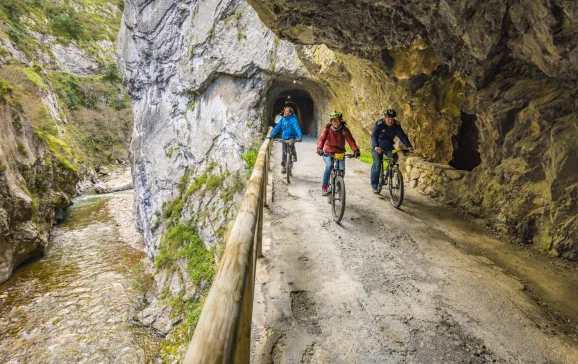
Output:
[233, 239, 255, 364]
[263, 149, 269, 208]
[256, 183, 264, 258]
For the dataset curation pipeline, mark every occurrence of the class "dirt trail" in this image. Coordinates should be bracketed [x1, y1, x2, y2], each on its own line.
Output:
[251, 138, 578, 364]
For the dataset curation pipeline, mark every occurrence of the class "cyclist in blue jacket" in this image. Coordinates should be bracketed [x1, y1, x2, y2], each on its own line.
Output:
[371, 109, 413, 193]
[269, 106, 303, 174]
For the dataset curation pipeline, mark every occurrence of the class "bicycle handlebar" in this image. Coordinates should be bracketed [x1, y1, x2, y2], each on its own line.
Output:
[273, 139, 302, 143]
[391, 149, 411, 155]
[321, 153, 355, 158]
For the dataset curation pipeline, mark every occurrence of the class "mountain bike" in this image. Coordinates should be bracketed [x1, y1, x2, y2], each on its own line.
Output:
[376, 149, 409, 208]
[323, 152, 354, 223]
[274, 139, 301, 184]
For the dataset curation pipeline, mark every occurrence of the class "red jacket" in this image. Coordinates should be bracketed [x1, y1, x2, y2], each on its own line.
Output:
[317, 124, 359, 153]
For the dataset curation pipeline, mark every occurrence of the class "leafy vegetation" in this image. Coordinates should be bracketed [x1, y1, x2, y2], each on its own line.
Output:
[0, 77, 13, 102]
[155, 221, 216, 362]
[0, 0, 123, 63]
[345, 145, 372, 164]
[47, 71, 132, 166]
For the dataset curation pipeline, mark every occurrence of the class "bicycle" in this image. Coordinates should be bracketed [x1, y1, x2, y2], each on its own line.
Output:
[274, 139, 301, 184]
[323, 152, 354, 223]
[376, 149, 409, 208]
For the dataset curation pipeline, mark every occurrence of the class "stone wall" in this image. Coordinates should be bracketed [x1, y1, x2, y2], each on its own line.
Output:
[402, 157, 468, 199]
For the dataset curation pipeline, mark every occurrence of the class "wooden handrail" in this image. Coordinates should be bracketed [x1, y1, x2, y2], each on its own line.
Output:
[183, 128, 272, 364]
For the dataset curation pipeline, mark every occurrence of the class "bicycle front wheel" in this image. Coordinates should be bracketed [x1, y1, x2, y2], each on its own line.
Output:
[331, 176, 346, 223]
[389, 165, 404, 208]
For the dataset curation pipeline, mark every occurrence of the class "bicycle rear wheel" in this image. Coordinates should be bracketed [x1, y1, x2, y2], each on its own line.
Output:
[389, 165, 404, 208]
[286, 153, 292, 184]
[331, 176, 346, 223]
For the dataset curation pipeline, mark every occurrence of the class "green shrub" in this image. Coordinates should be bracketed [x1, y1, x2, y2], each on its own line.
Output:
[17, 142, 27, 155]
[50, 12, 85, 40]
[155, 221, 215, 288]
[103, 62, 122, 83]
[345, 146, 372, 164]
[241, 148, 258, 170]
[0, 77, 13, 102]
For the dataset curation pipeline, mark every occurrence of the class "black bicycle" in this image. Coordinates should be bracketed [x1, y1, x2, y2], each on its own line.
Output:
[274, 139, 301, 184]
[323, 152, 354, 223]
[376, 149, 409, 208]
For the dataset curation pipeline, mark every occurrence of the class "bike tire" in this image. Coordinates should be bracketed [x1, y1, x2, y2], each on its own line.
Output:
[286, 154, 292, 184]
[389, 165, 404, 208]
[331, 176, 346, 223]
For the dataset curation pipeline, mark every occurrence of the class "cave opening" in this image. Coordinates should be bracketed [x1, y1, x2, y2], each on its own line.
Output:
[270, 90, 315, 135]
[264, 78, 330, 137]
[450, 112, 481, 171]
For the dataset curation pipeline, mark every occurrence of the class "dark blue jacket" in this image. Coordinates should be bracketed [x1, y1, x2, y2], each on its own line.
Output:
[371, 119, 412, 150]
[271, 114, 302, 140]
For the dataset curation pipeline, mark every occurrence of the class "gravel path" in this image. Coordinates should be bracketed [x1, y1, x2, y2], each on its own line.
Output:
[252, 137, 578, 364]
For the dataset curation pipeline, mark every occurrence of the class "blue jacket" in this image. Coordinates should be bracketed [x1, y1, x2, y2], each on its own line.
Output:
[371, 119, 412, 150]
[271, 114, 302, 140]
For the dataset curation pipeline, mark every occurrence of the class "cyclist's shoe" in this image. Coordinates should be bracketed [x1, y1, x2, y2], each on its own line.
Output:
[372, 186, 380, 194]
[321, 185, 329, 196]
[281, 167, 286, 174]
[293, 155, 297, 162]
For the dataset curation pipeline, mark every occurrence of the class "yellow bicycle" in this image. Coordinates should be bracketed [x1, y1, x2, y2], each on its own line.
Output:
[376, 149, 409, 208]
[324, 152, 354, 223]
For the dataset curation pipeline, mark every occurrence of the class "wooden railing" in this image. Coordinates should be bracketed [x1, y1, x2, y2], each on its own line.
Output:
[183, 128, 272, 363]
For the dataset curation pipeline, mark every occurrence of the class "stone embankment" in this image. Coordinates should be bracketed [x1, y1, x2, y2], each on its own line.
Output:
[401, 157, 467, 199]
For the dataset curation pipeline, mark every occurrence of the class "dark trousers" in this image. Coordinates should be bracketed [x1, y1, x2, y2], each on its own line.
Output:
[370, 149, 396, 187]
[281, 142, 296, 166]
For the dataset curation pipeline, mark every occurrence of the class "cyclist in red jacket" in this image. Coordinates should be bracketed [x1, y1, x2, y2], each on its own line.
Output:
[316, 111, 360, 196]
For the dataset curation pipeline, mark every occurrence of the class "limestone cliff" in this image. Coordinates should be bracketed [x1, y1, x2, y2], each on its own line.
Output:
[248, 0, 578, 259]
[0, 0, 132, 283]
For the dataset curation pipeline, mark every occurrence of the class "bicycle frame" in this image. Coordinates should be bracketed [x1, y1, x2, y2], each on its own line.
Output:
[378, 148, 409, 208]
[381, 149, 405, 183]
[274, 139, 300, 183]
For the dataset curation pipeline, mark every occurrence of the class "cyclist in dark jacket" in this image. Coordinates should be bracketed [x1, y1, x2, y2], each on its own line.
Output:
[370, 109, 413, 193]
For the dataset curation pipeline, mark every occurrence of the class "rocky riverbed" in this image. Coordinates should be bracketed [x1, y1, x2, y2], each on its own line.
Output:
[0, 190, 161, 363]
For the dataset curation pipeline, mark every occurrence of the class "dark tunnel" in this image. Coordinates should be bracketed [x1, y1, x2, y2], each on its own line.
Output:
[264, 78, 331, 137]
[270, 90, 315, 135]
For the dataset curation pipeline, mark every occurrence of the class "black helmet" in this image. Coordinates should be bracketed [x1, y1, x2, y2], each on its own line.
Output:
[384, 109, 396, 118]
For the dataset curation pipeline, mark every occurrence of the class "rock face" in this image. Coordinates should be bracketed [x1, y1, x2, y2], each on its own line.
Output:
[118, 0, 309, 357]
[118, 0, 305, 255]
[0, 0, 132, 283]
[248, 0, 578, 259]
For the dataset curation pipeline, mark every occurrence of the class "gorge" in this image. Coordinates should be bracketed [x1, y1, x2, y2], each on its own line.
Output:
[0, 0, 576, 362]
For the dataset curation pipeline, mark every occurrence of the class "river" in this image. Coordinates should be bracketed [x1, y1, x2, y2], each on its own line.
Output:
[0, 192, 161, 363]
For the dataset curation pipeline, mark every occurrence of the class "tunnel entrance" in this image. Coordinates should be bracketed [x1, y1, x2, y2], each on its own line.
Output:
[450, 112, 481, 171]
[264, 78, 330, 137]
[270, 89, 315, 135]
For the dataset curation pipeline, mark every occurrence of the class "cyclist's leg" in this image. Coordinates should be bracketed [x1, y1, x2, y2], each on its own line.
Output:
[281, 142, 287, 166]
[322, 155, 332, 194]
[337, 158, 345, 176]
[290, 142, 297, 162]
[370, 148, 382, 188]
[384, 150, 393, 179]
